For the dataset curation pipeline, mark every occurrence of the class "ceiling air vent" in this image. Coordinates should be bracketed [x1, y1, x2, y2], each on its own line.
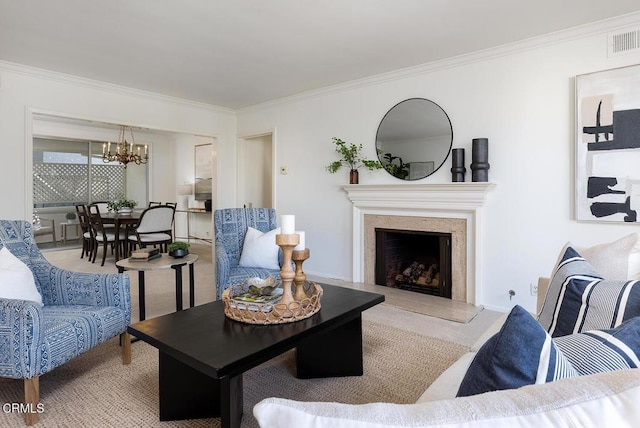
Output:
[608, 27, 640, 57]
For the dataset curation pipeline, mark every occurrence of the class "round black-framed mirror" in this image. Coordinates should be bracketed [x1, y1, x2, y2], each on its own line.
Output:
[375, 98, 453, 180]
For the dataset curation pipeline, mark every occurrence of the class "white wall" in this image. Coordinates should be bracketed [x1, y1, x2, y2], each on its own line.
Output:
[237, 16, 640, 312]
[0, 62, 237, 224]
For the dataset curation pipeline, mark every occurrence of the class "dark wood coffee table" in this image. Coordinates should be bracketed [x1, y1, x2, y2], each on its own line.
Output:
[127, 283, 384, 428]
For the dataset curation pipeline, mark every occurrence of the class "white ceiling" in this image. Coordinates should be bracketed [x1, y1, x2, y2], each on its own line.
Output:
[1, 1, 639, 109]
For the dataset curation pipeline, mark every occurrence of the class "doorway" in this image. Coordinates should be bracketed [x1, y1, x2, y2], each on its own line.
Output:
[238, 132, 274, 209]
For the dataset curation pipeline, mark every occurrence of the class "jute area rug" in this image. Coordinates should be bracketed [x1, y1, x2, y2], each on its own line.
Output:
[0, 320, 466, 428]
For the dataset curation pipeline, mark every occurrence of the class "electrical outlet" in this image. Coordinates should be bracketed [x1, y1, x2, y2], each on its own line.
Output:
[530, 283, 539, 296]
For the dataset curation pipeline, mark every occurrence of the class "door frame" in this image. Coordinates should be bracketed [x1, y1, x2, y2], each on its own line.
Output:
[236, 129, 276, 209]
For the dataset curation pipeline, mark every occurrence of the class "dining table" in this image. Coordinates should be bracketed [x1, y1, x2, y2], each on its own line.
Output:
[100, 210, 142, 262]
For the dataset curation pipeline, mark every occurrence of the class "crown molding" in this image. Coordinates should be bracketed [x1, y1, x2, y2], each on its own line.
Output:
[0, 60, 235, 116]
[239, 11, 640, 113]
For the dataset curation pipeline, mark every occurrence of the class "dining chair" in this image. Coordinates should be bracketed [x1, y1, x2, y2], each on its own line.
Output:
[148, 201, 162, 207]
[75, 204, 94, 260]
[91, 201, 115, 230]
[87, 204, 126, 266]
[92, 201, 110, 212]
[128, 205, 175, 252]
[165, 202, 177, 208]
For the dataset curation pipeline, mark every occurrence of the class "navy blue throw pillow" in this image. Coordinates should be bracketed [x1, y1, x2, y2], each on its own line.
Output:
[554, 317, 640, 375]
[456, 305, 577, 397]
[538, 246, 640, 337]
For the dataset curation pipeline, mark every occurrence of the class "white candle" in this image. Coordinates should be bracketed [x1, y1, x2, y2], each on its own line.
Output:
[294, 231, 305, 251]
[102, 143, 106, 155]
[107, 142, 111, 153]
[280, 215, 295, 234]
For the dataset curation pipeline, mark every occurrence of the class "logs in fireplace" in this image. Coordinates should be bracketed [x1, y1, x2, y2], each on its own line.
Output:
[375, 228, 452, 298]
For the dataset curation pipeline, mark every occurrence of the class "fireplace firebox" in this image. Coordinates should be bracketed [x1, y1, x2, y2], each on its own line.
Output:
[375, 228, 452, 298]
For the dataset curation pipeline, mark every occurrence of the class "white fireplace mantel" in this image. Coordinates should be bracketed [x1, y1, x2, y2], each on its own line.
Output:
[342, 183, 496, 305]
[343, 183, 496, 210]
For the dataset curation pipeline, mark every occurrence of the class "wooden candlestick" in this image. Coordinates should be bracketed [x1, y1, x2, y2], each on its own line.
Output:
[275, 234, 299, 307]
[292, 248, 310, 301]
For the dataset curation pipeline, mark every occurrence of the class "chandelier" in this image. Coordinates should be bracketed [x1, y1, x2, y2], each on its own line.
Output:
[101, 126, 148, 168]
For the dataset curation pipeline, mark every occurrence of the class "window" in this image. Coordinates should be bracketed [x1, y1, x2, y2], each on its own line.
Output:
[33, 137, 139, 208]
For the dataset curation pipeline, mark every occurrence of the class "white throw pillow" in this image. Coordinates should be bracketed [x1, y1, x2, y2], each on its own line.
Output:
[628, 233, 640, 280]
[238, 227, 281, 270]
[550, 234, 638, 280]
[0, 247, 43, 306]
[539, 246, 640, 337]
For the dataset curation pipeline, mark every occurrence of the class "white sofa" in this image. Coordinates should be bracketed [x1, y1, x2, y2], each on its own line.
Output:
[254, 235, 640, 427]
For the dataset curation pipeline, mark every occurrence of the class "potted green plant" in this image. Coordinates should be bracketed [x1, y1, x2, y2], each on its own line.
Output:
[326, 137, 382, 184]
[168, 241, 190, 258]
[65, 212, 77, 223]
[107, 199, 137, 213]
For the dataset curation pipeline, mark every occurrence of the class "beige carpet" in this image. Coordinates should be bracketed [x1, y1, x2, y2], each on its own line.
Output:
[0, 320, 467, 427]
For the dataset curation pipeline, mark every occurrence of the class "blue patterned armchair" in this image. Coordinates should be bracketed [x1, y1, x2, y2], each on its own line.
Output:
[0, 220, 131, 425]
[214, 208, 282, 299]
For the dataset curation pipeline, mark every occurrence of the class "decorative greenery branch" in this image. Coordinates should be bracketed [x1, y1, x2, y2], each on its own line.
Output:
[326, 137, 382, 173]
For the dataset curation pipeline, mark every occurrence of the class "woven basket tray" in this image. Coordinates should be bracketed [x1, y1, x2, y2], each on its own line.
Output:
[222, 282, 322, 324]
[222, 281, 323, 325]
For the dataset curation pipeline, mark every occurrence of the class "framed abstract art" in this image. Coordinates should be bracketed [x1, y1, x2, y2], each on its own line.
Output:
[575, 64, 640, 223]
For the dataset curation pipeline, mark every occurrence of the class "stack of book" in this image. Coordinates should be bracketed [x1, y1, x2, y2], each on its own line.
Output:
[229, 288, 283, 312]
[129, 247, 161, 262]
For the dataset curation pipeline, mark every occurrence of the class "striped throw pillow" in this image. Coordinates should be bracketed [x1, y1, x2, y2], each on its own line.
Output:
[538, 246, 640, 337]
[457, 305, 578, 397]
[554, 317, 640, 375]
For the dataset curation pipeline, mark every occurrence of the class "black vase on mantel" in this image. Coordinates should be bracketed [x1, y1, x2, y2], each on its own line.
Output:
[470, 138, 490, 182]
[450, 148, 466, 182]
